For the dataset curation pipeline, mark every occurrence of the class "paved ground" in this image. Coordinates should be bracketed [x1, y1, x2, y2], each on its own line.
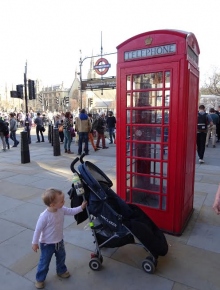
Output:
[0, 128, 220, 290]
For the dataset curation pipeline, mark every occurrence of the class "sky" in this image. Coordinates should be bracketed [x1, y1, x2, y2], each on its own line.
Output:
[0, 0, 220, 90]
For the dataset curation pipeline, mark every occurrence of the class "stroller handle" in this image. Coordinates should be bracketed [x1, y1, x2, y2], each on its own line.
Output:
[70, 157, 80, 173]
[80, 153, 86, 164]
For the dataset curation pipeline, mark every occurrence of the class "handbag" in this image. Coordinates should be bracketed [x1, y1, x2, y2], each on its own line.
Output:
[70, 127, 75, 137]
[41, 126, 45, 132]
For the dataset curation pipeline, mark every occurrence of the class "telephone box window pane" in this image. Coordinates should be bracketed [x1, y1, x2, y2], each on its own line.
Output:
[165, 71, 170, 88]
[126, 141, 131, 153]
[162, 196, 167, 210]
[126, 158, 130, 167]
[126, 174, 131, 187]
[164, 127, 169, 142]
[131, 190, 159, 208]
[163, 179, 167, 194]
[131, 159, 160, 175]
[131, 109, 162, 124]
[163, 146, 168, 160]
[164, 110, 169, 124]
[131, 143, 161, 159]
[133, 72, 163, 90]
[163, 162, 168, 177]
[126, 126, 131, 140]
[132, 126, 161, 142]
[126, 111, 131, 124]
[127, 75, 131, 90]
[133, 91, 163, 107]
[132, 175, 160, 192]
[126, 189, 130, 202]
[165, 91, 170, 106]
[127, 93, 131, 107]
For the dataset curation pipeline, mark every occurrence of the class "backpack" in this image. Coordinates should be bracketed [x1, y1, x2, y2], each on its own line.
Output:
[197, 112, 207, 131]
[92, 118, 99, 130]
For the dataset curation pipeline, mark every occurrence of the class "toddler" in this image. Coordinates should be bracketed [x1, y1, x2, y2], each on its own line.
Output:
[32, 188, 87, 289]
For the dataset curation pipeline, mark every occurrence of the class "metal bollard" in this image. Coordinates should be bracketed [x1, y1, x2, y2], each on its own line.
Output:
[53, 128, 60, 156]
[20, 131, 30, 164]
[48, 124, 51, 143]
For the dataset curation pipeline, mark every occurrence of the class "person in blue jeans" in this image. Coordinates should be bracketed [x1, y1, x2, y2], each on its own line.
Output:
[63, 112, 73, 153]
[32, 188, 87, 289]
[75, 109, 91, 155]
[106, 111, 116, 144]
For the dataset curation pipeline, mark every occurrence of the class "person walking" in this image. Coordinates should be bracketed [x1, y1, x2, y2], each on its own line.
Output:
[106, 111, 116, 144]
[63, 112, 73, 153]
[34, 112, 45, 143]
[96, 112, 108, 149]
[75, 109, 91, 155]
[88, 113, 99, 152]
[32, 188, 87, 289]
[205, 108, 219, 148]
[0, 118, 8, 151]
[197, 105, 213, 164]
[9, 112, 19, 147]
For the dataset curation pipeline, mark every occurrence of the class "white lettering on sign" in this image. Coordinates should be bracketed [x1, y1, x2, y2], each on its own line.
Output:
[124, 44, 176, 60]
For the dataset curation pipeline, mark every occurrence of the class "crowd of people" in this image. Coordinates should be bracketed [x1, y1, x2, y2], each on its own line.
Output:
[0, 110, 116, 154]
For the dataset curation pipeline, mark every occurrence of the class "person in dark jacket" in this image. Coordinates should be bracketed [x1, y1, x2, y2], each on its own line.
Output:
[34, 112, 44, 143]
[106, 111, 116, 144]
[96, 112, 108, 149]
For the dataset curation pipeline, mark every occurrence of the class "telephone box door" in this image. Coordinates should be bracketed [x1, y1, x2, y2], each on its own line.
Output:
[117, 62, 179, 231]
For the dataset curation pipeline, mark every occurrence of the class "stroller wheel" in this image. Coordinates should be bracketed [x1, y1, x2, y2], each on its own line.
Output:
[146, 255, 158, 267]
[89, 258, 101, 271]
[142, 259, 155, 274]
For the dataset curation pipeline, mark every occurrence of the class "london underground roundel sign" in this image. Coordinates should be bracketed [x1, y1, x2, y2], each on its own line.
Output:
[93, 58, 111, 75]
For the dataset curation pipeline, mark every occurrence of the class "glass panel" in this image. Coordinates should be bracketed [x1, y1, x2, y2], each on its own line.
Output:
[127, 93, 131, 107]
[126, 189, 130, 202]
[131, 159, 160, 175]
[131, 143, 162, 159]
[132, 175, 160, 192]
[162, 196, 167, 210]
[131, 126, 161, 142]
[133, 91, 162, 107]
[162, 146, 168, 160]
[126, 158, 130, 167]
[163, 127, 169, 142]
[126, 174, 130, 187]
[126, 125, 131, 139]
[165, 90, 170, 106]
[165, 71, 170, 88]
[131, 109, 162, 124]
[162, 179, 167, 194]
[131, 190, 159, 208]
[164, 110, 169, 124]
[163, 162, 168, 177]
[126, 141, 131, 153]
[133, 72, 163, 90]
[127, 75, 131, 90]
[126, 111, 131, 124]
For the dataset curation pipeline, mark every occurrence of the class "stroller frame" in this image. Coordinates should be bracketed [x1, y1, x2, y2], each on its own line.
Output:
[69, 153, 165, 274]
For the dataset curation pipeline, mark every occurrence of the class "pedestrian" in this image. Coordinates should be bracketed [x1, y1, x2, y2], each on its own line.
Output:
[34, 112, 45, 143]
[96, 112, 108, 149]
[106, 111, 116, 144]
[197, 105, 213, 164]
[205, 108, 219, 148]
[216, 105, 220, 142]
[75, 109, 91, 155]
[32, 188, 87, 289]
[9, 112, 19, 147]
[88, 113, 99, 151]
[0, 118, 8, 151]
[213, 184, 220, 215]
[63, 112, 73, 153]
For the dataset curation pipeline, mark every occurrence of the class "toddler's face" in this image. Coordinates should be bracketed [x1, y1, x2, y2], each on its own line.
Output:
[51, 193, 65, 209]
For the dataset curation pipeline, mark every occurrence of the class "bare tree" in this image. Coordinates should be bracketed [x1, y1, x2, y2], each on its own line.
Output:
[201, 68, 220, 96]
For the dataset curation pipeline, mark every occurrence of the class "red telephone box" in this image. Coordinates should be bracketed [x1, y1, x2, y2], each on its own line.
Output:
[116, 30, 200, 235]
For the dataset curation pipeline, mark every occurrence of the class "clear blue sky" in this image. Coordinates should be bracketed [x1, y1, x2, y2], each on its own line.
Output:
[0, 0, 219, 88]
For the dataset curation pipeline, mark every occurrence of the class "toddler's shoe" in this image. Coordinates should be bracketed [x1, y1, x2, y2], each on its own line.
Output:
[57, 271, 70, 278]
[35, 281, 44, 289]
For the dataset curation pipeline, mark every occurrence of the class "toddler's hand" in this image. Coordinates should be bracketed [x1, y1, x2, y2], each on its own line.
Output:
[81, 200, 87, 210]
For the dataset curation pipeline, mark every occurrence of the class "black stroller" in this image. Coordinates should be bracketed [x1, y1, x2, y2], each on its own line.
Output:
[68, 154, 168, 274]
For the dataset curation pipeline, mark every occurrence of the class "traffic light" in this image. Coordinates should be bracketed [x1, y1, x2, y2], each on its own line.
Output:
[28, 80, 36, 100]
[90, 98, 93, 105]
[65, 97, 69, 104]
[56, 97, 59, 104]
[16, 84, 24, 99]
[10, 91, 18, 98]
[38, 94, 43, 103]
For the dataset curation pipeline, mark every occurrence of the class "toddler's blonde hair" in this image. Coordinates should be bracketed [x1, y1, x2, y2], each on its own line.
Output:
[42, 188, 63, 206]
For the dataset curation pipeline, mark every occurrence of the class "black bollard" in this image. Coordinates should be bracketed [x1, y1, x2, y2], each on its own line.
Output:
[20, 131, 30, 164]
[48, 124, 51, 143]
[53, 128, 60, 156]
